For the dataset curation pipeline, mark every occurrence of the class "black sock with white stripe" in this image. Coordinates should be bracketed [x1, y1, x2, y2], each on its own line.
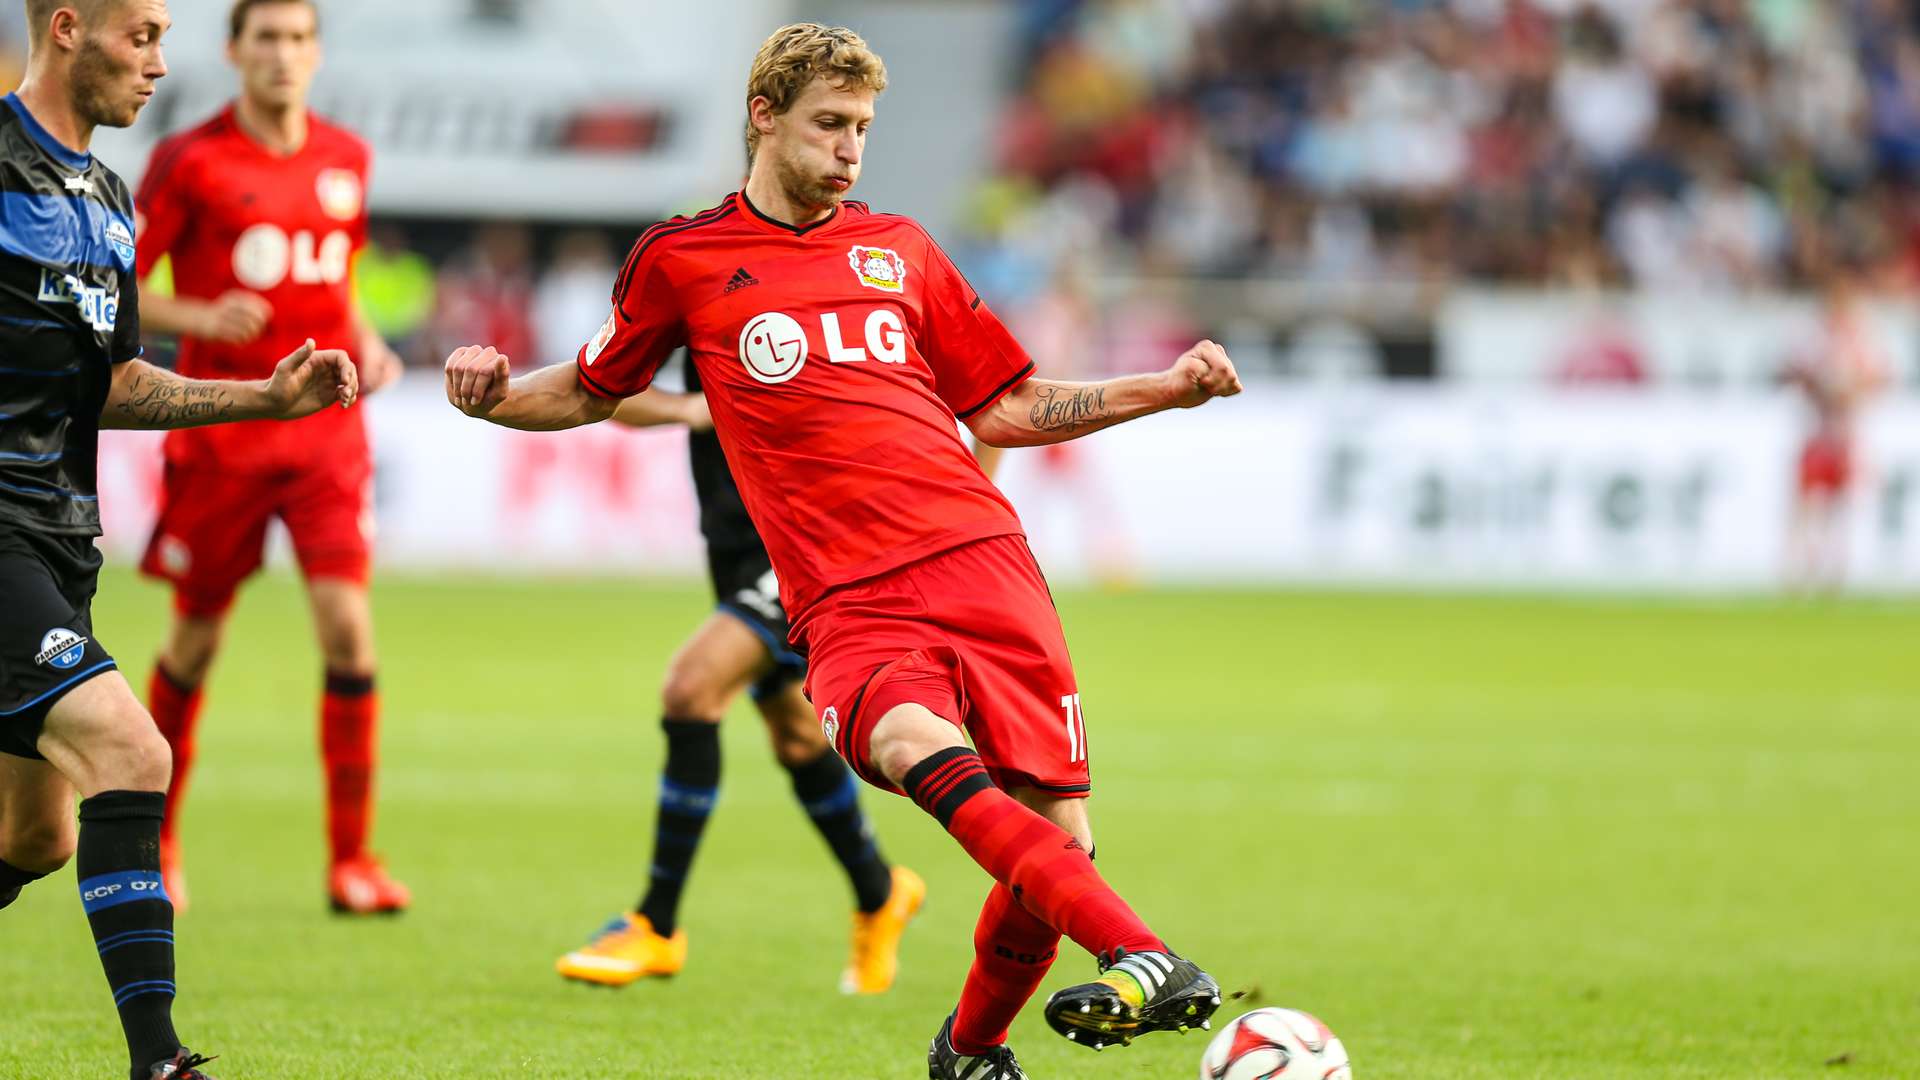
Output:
[76, 791, 180, 1079]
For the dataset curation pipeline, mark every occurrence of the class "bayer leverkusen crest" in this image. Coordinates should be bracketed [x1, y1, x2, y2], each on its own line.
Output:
[848, 245, 907, 293]
[315, 169, 363, 221]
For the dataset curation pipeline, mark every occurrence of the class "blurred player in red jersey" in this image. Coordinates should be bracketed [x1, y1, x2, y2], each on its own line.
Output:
[1783, 263, 1893, 593]
[445, 25, 1240, 1077]
[132, 0, 407, 914]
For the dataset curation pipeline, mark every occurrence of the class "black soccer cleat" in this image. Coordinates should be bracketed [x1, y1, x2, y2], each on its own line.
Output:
[1042, 947, 1221, 1051]
[147, 1049, 218, 1079]
[929, 1012, 1028, 1079]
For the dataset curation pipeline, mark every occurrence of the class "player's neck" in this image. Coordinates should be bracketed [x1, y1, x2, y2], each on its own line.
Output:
[743, 171, 835, 228]
[11, 75, 94, 155]
[234, 95, 309, 156]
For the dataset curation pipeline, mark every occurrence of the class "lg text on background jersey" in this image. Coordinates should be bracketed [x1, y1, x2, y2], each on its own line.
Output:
[135, 106, 369, 472]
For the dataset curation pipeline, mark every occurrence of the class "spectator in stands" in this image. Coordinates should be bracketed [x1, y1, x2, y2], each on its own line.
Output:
[430, 223, 535, 374]
[355, 224, 438, 367]
[531, 230, 617, 366]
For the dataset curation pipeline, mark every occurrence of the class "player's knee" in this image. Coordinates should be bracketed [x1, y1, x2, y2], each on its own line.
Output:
[0, 813, 76, 874]
[766, 722, 827, 767]
[317, 623, 376, 676]
[89, 709, 173, 793]
[759, 691, 827, 766]
[161, 617, 225, 685]
[660, 664, 727, 722]
[868, 704, 963, 788]
[321, 640, 376, 677]
[119, 722, 174, 792]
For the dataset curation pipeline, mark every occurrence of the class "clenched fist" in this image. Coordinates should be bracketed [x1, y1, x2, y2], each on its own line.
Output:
[1164, 339, 1243, 409]
[445, 345, 512, 417]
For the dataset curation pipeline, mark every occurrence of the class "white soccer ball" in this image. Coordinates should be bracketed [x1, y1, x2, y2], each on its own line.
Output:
[1198, 1007, 1351, 1080]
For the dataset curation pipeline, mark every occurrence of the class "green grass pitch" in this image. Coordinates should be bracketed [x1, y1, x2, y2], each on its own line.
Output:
[3, 568, 1917, 1078]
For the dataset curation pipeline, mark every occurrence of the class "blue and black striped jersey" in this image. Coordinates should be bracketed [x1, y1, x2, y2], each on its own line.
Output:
[0, 93, 143, 536]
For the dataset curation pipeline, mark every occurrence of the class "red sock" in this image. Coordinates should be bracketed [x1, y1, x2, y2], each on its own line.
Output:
[951, 882, 1062, 1055]
[147, 663, 204, 846]
[904, 747, 1163, 963]
[320, 671, 378, 864]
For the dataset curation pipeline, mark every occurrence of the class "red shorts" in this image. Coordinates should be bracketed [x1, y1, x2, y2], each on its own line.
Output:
[1799, 437, 1854, 496]
[140, 461, 374, 617]
[801, 534, 1090, 798]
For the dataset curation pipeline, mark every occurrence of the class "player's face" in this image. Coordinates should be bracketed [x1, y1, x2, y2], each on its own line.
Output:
[71, 0, 170, 129]
[227, 2, 321, 111]
[763, 77, 873, 211]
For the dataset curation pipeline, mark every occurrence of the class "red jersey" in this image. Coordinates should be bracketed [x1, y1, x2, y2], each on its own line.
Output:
[578, 192, 1035, 628]
[136, 106, 370, 472]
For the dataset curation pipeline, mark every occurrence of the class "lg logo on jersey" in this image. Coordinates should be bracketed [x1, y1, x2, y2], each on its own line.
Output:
[737, 309, 906, 385]
[232, 224, 352, 290]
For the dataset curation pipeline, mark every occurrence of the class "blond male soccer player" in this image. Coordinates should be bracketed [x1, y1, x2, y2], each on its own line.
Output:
[0, 4, 358, 1076]
[132, 0, 407, 915]
[445, 25, 1238, 1078]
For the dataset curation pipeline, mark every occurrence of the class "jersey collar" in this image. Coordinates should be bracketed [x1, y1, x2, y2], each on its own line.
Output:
[737, 190, 845, 237]
[4, 94, 92, 170]
[224, 102, 316, 159]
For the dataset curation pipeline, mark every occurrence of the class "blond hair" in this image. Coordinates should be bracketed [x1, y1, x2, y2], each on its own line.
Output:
[744, 22, 887, 163]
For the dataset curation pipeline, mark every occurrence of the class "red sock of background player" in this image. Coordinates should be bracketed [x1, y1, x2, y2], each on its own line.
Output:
[147, 663, 204, 848]
[320, 671, 378, 863]
[902, 747, 1163, 962]
[950, 881, 1063, 1055]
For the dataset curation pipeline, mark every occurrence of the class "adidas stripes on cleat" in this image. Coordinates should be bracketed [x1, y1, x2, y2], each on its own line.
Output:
[928, 1013, 1027, 1079]
[1042, 947, 1221, 1051]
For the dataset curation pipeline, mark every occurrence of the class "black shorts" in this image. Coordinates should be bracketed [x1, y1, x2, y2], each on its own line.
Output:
[706, 543, 806, 700]
[0, 522, 117, 759]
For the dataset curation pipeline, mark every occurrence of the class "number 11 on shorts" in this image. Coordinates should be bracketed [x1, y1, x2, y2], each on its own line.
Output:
[1060, 692, 1087, 763]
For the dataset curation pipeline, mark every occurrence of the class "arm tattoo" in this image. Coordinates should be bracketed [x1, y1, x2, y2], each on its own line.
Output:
[1028, 384, 1110, 433]
[117, 371, 236, 428]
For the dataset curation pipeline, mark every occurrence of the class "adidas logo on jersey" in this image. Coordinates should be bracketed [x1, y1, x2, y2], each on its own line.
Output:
[724, 267, 760, 294]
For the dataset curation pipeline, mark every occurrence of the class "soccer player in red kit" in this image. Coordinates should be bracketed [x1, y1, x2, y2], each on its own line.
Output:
[446, 25, 1240, 1076]
[132, 0, 408, 914]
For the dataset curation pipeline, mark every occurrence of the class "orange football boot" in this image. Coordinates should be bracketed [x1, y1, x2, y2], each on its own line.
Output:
[840, 865, 926, 994]
[328, 853, 411, 915]
[556, 913, 688, 986]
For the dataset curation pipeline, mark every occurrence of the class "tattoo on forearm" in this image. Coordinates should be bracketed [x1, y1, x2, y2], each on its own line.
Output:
[117, 372, 235, 428]
[1029, 385, 1111, 432]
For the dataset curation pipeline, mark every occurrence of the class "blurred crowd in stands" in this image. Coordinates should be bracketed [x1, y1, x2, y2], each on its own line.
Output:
[969, 0, 1920, 295]
[9, 1, 1920, 377]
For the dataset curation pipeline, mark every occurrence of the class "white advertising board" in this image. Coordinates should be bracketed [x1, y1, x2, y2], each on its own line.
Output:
[1440, 290, 1920, 390]
[95, 379, 1920, 593]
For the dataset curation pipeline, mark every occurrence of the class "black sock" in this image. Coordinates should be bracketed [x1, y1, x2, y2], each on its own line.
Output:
[634, 718, 720, 937]
[75, 791, 179, 1079]
[786, 749, 893, 913]
[0, 856, 47, 911]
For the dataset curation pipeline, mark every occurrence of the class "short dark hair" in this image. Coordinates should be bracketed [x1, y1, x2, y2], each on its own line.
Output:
[228, 0, 318, 42]
[24, 0, 121, 48]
